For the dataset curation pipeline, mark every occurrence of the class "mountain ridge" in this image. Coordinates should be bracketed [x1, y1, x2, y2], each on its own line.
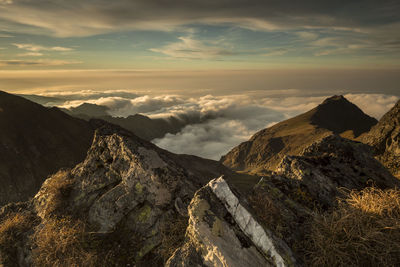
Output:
[0, 91, 95, 205]
[64, 103, 189, 141]
[220, 95, 377, 174]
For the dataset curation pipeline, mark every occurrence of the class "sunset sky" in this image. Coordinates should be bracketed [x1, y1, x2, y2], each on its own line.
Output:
[0, 0, 399, 94]
[1, 0, 399, 158]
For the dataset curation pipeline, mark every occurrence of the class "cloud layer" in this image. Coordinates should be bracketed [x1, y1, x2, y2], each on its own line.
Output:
[35, 90, 399, 160]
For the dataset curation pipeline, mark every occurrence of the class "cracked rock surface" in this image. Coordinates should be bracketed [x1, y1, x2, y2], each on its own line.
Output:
[359, 100, 400, 177]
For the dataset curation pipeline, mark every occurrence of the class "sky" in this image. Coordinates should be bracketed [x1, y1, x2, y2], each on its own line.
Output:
[1, 1, 400, 159]
[0, 0, 399, 94]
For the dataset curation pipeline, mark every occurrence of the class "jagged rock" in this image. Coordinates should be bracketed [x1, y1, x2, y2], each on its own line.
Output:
[167, 177, 296, 267]
[240, 134, 400, 264]
[221, 95, 377, 175]
[359, 100, 400, 177]
[34, 124, 208, 243]
[2, 123, 253, 266]
[274, 135, 398, 208]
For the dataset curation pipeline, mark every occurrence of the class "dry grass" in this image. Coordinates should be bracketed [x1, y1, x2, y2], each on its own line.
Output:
[303, 187, 400, 266]
[248, 191, 283, 233]
[0, 212, 38, 266]
[32, 217, 97, 267]
[38, 170, 74, 217]
[158, 214, 188, 263]
[31, 215, 145, 267]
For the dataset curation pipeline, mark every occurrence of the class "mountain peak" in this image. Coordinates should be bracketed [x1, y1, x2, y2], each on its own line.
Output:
[321, 94, 346, 104]
[221, 95, 377, 173]
[68, 102, 110, 117]
[311, 95, 377, 137]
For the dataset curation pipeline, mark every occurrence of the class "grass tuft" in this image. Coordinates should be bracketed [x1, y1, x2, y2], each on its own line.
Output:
[0, 212, 38, 266]
[303, 187, 400, 266]
[32, 217, 96, 267]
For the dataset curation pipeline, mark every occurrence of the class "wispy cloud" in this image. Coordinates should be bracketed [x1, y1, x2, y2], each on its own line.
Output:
[310, 37, 368, 56]
[17, 52, 44, 57]
[0, 33, 13, 37]
[150, 36, 234, 59]
[0, 0, 13, 4]
[296, 31, 318, 40]
[0, 59, 81, 66]
[262, 49, 288, 57]
[13, 43, 74, 52]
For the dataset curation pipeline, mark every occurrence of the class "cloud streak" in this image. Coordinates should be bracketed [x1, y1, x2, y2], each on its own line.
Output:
[0, 59, 81, 66]
[150, 36, 234, 59]
[13, 43, 73, 52]
[17, 52, 43, 57]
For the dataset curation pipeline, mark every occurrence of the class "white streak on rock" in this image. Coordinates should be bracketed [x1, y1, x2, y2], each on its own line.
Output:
[208, 177, 286, 267]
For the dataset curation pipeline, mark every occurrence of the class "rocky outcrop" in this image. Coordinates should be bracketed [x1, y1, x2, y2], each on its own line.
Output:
[220, 95, 377, 175]
[167, 177, 296, 267]
[167, 132, 397, 267]
[274, 135, 398, 208]
[359, 100, 400, 177]
[33, 124, 219, 253]
[236, 135, 399, 264]
[1, 123, 257, 266]
[0, 91, 94, 206]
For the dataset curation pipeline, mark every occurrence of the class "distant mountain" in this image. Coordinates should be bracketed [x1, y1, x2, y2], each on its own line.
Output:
[65, 103, 189, 141]
[66, 103, 110, 118]
[17, 94, 62, 106]
[359, 100, 400, 177]
[98, 114, 189, 141]
[220, 95, 377, 174]
[0, 91, 94, 206]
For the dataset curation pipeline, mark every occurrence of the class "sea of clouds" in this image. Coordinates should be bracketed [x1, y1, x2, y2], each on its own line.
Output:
[38, 90, 399, 160]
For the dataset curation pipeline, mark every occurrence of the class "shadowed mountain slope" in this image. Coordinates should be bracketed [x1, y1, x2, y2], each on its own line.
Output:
[221, 95, 377, 174]
[0, 91, 94, 206]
